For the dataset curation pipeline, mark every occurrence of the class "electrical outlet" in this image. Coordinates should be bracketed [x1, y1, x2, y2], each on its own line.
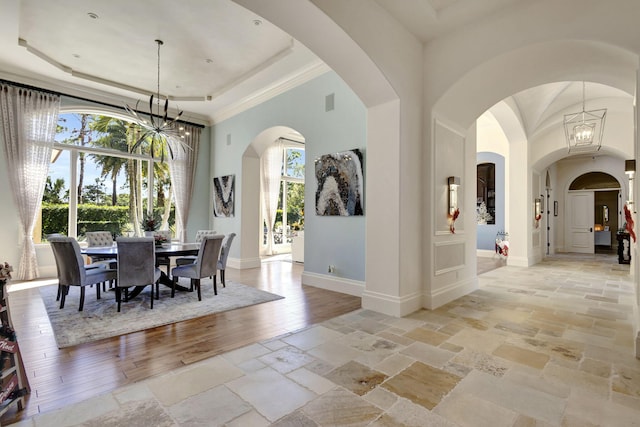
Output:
[328, 265, 335, 273]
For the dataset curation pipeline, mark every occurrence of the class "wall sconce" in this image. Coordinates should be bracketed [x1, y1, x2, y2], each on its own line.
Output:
[448, 176, 460, 215]
[603, 205, 609, 223]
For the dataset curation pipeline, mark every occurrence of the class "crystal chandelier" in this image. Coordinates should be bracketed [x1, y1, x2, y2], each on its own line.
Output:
[563, 81, 606, 154]
[124, 39, 190, 161]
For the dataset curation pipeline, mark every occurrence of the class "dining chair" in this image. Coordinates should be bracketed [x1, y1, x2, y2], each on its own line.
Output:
[216, 233, 236, 288]
[85, 231, 117, 286]
[171, 235, 224, 301]
[175, 229, 217, 266]
[115, 237, 161, 312]
[49, 237, 117, 311]
[154, 230, 173, 274]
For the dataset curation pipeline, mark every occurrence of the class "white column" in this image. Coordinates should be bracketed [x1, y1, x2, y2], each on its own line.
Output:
[507, 136, 532, 266]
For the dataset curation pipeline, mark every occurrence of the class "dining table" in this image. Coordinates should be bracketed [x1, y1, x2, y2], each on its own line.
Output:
[82, 242, 200, 298]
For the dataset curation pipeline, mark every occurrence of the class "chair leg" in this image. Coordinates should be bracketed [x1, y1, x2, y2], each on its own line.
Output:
[96, 283, 101, 300]
[172, 277, 177, 298]
[116, 288, 121, 312]
[194, 279, 201, 301]
[59, 285, 67, 309]
[79, 287, 85, 311]
[150, 285, 154, 309]
[221, 269, 225, 287]
[213, 276, 218, 295]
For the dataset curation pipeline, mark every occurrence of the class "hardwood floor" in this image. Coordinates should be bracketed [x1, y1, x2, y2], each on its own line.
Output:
[1, 258, 361, 424]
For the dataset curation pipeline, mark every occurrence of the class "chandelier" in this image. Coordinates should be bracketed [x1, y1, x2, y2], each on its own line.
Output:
[563, 81, 606, 154]
[124, 39, 190, 161]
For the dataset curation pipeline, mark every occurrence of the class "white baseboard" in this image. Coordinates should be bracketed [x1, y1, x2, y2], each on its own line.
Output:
[477, 249, 496, 258]
[301, 271, 364, 297]
[229, 257, 260, 270]
[361, 289, 422, 318]
[423, 276, 477, 310]
[507, 255, 531, 267]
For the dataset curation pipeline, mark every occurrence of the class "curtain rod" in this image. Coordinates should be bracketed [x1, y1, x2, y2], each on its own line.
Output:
[0, 78, 205, 129]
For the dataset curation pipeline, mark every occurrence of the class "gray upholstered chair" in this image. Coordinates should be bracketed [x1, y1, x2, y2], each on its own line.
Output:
[85, 231, 117, 285]
[216, 233, 236, 288]
[85, 231, 114, 247]
[115, 237, 161, 312]
[49, 237, 117, 311]
[171, 235, 224, 300]
[175, 230, 217, 266]
[153, 230, 173, 274]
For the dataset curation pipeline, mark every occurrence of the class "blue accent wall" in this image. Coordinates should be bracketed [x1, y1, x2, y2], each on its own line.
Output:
[477, 152, 505, 250]
[209, 71, 367, 281]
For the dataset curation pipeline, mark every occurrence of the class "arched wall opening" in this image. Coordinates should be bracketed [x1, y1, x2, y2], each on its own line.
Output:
[241, 126, 305, 264]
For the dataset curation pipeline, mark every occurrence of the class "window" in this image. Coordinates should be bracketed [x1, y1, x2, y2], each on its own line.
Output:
[38, 112, 175, 242]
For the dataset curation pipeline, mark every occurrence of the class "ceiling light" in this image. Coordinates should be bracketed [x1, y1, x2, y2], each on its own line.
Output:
[563, 81, 606, 154]
[124, 39, 190, 161]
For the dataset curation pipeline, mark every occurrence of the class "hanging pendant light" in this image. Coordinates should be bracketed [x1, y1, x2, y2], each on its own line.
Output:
[563, 81, 606, 154]
[124, 39, 191, 161]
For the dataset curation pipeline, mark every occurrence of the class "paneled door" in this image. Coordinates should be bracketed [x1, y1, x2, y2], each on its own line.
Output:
[568, 191, 594, 253]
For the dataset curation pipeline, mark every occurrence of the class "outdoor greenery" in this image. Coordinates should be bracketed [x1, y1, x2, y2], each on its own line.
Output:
[41, 204, 173, 240]
[45, 113, 176, 238]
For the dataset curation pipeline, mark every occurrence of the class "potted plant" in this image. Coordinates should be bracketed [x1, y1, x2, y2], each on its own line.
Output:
[141, 211, 160, 237]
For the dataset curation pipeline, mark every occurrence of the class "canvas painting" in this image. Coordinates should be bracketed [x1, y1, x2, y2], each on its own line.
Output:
[213, 175, 234, 217]
[315, 148, 364, 216]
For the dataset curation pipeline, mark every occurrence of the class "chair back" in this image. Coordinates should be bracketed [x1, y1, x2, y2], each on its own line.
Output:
[116, 237, 157, 288]
[217, 233, 236, 269]
[194, 229, 217, 243]
[49, 237, 87, 286]
[195, 235, 224, 277]
[85, 231, 114, 247]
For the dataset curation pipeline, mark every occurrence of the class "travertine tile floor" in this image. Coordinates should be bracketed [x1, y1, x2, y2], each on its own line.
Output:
[9, 254, 640, 426]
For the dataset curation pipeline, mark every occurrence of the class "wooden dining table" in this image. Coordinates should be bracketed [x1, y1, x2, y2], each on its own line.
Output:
[82, 242, 200, 298]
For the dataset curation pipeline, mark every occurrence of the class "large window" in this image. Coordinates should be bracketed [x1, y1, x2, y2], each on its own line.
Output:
[38, 112, 175, 242]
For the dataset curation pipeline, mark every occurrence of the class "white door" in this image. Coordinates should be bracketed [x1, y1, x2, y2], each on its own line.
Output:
[568, 191, 594, 253]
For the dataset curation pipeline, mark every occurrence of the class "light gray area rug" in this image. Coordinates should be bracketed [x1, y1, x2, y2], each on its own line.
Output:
[39, 280, 284, 348]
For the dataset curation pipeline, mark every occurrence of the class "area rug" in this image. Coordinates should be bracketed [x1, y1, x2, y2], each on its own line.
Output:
[39, 280, 284, 348]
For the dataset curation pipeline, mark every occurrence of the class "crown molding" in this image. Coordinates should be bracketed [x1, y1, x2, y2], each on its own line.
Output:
[211, 61, 331, 124]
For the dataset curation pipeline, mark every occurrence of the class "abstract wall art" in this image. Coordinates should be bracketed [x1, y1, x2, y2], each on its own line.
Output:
[315, 148, 364, 216]
[213, 174, 235, 217]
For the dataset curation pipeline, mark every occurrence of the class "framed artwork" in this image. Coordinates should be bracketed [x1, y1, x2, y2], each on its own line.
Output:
[315, 148, 364, 216]
[213, 174, 234, 217]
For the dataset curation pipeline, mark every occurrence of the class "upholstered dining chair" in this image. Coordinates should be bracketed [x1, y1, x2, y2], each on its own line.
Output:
[49, 237, 117, 311]
[171, 235, 224, 301]
[216, 233, 236, 288]
[85, 231, 117, 285]
[115, 237, 161, 312]
[153, 230, 173, 274]
[175, 229, 217, 267]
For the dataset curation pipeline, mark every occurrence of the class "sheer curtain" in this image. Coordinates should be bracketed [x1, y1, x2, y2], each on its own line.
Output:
[0, 84, 60, 280]
[261, 140, 284, 255]
[167, 124, 201, 242]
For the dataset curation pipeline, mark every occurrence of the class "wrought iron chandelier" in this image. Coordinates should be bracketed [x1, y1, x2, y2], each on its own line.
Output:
[124, 39, 190, 161]
[563, 81, 606, 154]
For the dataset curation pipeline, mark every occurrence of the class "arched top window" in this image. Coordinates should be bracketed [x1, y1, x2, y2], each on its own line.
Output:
[569, 172, 620, 190]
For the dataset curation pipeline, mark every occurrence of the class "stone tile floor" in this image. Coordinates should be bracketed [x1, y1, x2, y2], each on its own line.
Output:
[9, 254, 640, 426]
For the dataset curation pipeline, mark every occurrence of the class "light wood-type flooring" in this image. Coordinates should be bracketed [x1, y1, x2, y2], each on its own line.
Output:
[0, 257, 361, 424]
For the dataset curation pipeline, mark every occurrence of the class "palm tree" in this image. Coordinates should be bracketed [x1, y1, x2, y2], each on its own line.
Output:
[90, 117, 130, 205]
